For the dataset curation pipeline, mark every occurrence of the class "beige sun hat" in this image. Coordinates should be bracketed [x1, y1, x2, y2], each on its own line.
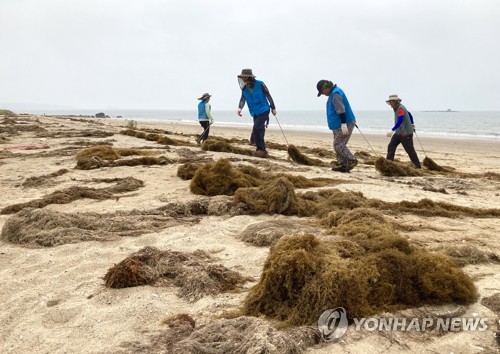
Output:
[386, 94, 402, 104]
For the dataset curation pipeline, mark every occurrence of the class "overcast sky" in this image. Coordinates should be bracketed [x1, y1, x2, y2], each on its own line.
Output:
[1, 0, 499, 111]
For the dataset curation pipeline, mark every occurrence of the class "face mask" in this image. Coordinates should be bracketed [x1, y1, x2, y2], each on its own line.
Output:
[238, 77, 246, 90]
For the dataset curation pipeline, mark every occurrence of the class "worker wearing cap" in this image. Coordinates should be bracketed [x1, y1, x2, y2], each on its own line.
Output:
[316, 80, 358, 172]
[385, 94, 421, 168]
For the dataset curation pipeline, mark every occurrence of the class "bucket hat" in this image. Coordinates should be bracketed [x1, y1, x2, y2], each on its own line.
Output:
[237, 68, 256, 78]
[198, 93, 212, 100]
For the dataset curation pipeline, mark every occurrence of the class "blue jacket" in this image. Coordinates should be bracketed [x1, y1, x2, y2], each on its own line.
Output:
[198, 100, 208, 120]
[242, 80, 270, 117]
[326, 86, 355, 130]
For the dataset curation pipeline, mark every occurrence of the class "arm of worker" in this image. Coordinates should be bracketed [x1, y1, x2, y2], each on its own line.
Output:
[332, 93, 349, 135]
[262, 82, 276, 116]
[205, 103, 213, 123]
[408, 111, 415, 131]
[237, 95, 246, 116]
[391, 107, 406, 131]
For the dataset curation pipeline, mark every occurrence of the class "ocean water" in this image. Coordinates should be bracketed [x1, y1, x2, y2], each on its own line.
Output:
[21, 109, 500, 141]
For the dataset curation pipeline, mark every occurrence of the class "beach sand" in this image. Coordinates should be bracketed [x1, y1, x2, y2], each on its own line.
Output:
[0, 115, 499, 353]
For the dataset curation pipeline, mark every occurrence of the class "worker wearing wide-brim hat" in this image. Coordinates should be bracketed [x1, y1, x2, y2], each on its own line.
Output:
[197, 92, 214, 144]
[316, 79, 358, 173]
[236, 68, 276, 158]
[385, 94, 421, 168]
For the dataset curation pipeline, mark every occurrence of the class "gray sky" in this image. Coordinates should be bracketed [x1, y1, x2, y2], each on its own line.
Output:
[1, 0, 499, 111]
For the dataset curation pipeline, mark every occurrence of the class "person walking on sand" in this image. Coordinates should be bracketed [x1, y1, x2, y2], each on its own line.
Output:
[237, 69, 276, 158]
[385, 94, 421, 168]
[316, 80, 358, 173]
[197, 93, 214, 144]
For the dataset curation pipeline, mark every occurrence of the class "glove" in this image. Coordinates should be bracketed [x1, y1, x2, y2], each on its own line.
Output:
[341, 123, 348, 135]
[412, 124, 416, 132]
[271, 109, 277, 116]
[209, 118, 214, 124]
[237, 108, 242, 117]
[387, 131, 394, 137]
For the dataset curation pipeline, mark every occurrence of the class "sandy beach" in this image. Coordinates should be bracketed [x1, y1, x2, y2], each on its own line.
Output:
[0, 114, 499, 353]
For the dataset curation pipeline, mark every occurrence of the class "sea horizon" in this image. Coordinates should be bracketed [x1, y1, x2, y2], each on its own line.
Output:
[12, 108, 500, 142]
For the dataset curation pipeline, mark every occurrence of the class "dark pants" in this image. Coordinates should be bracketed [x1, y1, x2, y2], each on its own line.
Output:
[253, 111, 269, 151]
[387, 133, 421, 168]
[199, 120, 210, 141]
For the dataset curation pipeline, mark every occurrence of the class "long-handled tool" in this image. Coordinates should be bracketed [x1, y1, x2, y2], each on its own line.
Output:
[355, 124, 379, 157]
[414, 131, 428, 158]
[274, 115, 289, 146]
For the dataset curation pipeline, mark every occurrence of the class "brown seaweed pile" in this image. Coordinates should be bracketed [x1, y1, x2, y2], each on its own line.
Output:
[0, 204, 201, 247]
[104, 246, 250, 301]
[75, 145, 169, 169]
[188, 159, 338, 196]
[287, 144, 329, 166]
[243, 209, 478, 326]
[22, 168, 69, 188]
[118, 315, 320, 354]
[1, 177, 144, 214]
[201, 139, 255, 156]
[375, 157, 424, 177]
[121, 128, 194, 147]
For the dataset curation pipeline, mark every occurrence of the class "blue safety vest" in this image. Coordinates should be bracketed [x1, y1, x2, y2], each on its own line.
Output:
[326, 86, 355, 130]
[242, 80, 270, 117]
[198, 100, 208, 120]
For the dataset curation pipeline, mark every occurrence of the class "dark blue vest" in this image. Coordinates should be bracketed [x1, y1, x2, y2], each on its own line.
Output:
[326, 86, 355, 130]
[242, 80, 270, 117]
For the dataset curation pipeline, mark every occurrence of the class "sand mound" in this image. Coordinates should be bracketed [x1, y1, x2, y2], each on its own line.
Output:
[105, 247, 250, 301]
[119, 315, 320, 353]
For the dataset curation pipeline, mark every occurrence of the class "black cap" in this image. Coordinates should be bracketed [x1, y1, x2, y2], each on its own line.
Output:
[316, 80, 329, 97]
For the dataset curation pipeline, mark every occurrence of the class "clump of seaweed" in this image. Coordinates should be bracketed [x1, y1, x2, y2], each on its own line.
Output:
[76, 145, 168, 169]
[287, 145, 329, 167]
[189, 159, 260, 196]
[375, 157, 424, 177]
[423, 156, 454, 172]
[177, 163, 201, 180]
[22, 168, 69, 188]
[243, 227, 477, 326]
[234, 177, 299, 215]
[1, 177, 143, 214]
[104, 246, 250, 301]
[201, 139, 255, 156]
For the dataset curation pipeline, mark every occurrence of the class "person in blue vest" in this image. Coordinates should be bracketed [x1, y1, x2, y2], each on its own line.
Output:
[316, 80, 358, 172]
[385, 94, 421, 168]
[237, 69, 276, 158]
[197, 92, 214, 144]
